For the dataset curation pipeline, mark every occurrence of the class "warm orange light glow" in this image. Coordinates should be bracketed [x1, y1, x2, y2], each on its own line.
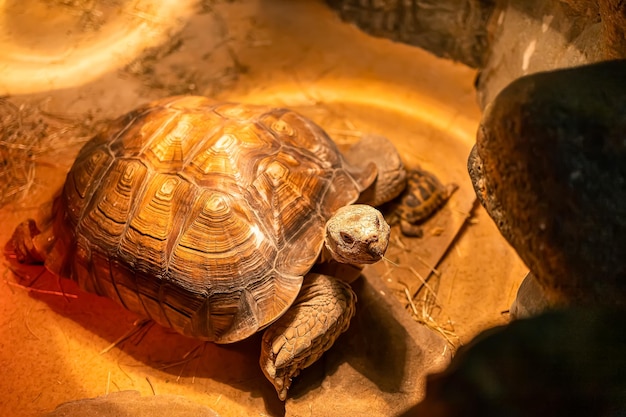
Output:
[0, 0, 197, 95]
[233, 79, 478, 148]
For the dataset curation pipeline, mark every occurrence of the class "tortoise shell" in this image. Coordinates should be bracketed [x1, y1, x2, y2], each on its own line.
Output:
[394, 168, 458, 224]
[44, 96, 375, 343]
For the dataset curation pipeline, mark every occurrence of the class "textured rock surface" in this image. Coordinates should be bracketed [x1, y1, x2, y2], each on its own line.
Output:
[469, 60, 626, 307]
[401, 308, 626, 417]
[43, 391, 222, 417]
[326, 0, 626, 109]
[509, 272, 550, 319]
[325, 0, 495, 68]
[477, 0, 626, 108]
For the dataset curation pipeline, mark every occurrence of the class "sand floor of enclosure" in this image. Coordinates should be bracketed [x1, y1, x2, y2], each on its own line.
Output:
[0, 1, 527, 416]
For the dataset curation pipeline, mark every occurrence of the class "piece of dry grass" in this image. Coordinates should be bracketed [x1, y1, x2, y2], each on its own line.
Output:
[382, 234, 462, 349]
[0, 97, 101, 207]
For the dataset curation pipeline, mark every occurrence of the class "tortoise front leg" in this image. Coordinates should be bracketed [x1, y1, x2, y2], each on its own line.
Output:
[260, 273, 356, 401]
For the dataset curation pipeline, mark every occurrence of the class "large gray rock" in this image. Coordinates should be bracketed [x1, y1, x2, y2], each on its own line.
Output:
[468, 60, 626, 307]
[400, 308, 626, 417]
[476, 0, 626, 107]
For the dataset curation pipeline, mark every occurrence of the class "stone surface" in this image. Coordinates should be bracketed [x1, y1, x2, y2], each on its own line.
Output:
[326, 0, 626, 109]
[469, 60, 626, 307]
[509, 272, 551, 319]
[401, 308, 626, 417]
[476, 0, 626, 108]
[326, 0, 495, 68]
[597, 0, 626, 60]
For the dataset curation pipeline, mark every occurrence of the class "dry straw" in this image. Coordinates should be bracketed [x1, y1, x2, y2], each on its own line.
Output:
[0, 98, 98, 207]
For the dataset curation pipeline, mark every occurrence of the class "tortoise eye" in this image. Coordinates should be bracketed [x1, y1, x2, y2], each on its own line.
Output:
[340, 232, 354, 245]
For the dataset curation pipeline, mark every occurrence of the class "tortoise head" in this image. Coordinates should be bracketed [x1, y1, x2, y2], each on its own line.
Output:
[324, 204, 390, 265]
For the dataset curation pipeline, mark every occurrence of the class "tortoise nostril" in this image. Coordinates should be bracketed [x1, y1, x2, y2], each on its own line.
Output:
[368, 243, 384, 258]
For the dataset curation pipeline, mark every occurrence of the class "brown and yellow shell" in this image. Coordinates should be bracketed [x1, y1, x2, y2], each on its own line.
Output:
[396, 168, 457, 224]
[43, 96, 375, 344]
[384, 167, 458, 237]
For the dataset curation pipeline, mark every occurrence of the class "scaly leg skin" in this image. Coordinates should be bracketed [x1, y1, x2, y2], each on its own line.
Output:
[9, 219, 45, 264]
[260, 273, 357, 401]
[399, 219, 423, 238]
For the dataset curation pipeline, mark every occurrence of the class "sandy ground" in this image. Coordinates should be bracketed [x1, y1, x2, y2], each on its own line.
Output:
[0, 1, 527, 416]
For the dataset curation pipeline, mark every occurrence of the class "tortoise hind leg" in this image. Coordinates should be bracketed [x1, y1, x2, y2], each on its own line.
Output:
[8, 218, 57, 266]
[260, 273, 356, 400]
[399, 219, 424, 237]
[9, 219, 46, 264]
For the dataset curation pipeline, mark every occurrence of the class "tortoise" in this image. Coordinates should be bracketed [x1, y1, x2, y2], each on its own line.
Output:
[9, 95, 408, 400]
[345, 134, 458, 237]
[385, 167, 458, 237]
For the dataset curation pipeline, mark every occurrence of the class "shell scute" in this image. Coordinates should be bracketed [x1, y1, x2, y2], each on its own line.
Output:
[212, 102, 262, 121]
[109, 261, 145, 314]
[120, 173, 194, 272]
[258, 110, 342, 169]
[183, 123, 279, 187]
[80, 159, 148, 251]
[248, 152, 330, 254]
[90, 249, 124, 306]
[63, 147, 114, 227]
